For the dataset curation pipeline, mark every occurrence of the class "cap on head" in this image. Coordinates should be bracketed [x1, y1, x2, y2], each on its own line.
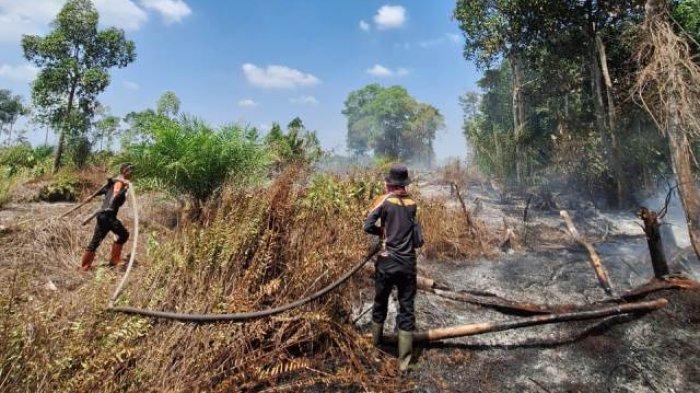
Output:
[385, 163, 411, 187]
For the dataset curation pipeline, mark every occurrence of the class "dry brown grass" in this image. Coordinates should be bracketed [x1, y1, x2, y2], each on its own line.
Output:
[419, 195, 497, 261]
[0, 167, 495, 392]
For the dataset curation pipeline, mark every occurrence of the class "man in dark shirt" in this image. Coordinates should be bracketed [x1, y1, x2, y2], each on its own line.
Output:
[80, 163, 134, 271]
[363, 163, 422, 372]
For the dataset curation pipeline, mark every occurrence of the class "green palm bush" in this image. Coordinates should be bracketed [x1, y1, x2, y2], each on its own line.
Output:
[123, 116, 269, 204]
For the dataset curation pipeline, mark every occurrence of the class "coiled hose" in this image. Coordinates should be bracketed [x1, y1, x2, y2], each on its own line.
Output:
[106, 183, 380, 322]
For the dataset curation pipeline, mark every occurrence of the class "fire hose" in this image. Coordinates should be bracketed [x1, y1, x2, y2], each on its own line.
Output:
[82, 184, 670, 329]
[107, 247, 380, 322]
[105, 181, 381, 321]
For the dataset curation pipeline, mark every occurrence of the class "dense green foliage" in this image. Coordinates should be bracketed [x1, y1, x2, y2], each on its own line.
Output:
[265, 117, 323, 168]
[343, 84, 444, 163]
[454, 0, 692, 203]
[0, 144, 54, 175]
[674, 0, 700, 43]
[122, 116, 268, 203]
[22, 0, 136, 170]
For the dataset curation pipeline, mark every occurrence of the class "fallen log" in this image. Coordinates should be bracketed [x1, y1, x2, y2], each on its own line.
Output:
[560, 210, 617, 297]
[621, 277, 700, 301]
[382, 298, 667, 343]
[431, 288, 572, 315]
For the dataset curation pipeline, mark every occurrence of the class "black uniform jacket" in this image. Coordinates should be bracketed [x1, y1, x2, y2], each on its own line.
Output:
[363, 192, 418, 274]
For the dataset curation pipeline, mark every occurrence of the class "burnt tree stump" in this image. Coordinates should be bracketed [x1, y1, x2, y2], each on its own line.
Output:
[638, 207, 670, 278]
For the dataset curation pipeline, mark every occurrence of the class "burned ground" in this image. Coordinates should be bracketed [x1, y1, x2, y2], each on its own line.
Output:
[1, 176, 698, 392]
[357, 183, 700, 392]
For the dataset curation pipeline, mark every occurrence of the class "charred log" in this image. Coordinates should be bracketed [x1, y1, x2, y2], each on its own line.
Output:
[382, 298, 667, 343]
[560, 210, 617, 297]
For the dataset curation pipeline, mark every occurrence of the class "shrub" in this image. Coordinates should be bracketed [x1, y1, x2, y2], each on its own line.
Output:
[0, 172, 14, 208]
[123, 116, 269, 204]
[37, 171, 79, 202]
[0, 144, 54, 177]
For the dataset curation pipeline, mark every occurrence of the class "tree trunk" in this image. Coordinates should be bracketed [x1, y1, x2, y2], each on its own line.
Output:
[53, 83, 77, 173]
[595, 32, 627, 205]
[638, 207, 670, 278]
[667, 96, 700, 259]
[587, 20, 622, 208]
[510, 54, 526, 183]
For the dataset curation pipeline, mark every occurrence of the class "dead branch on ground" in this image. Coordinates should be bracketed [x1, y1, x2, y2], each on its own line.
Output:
[560, 210, 617, 297]
[382, 298, 667, 343]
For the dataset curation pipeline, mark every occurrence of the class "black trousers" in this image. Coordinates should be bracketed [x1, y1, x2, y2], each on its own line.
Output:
[372, 259, 417, 331]
[86, 212, 129, 252]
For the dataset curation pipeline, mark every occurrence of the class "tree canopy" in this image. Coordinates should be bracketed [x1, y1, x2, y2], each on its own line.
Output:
[22, 0, 136, 171]
[342, 84, 443, 163]
[0, 90, 28, 144]
[157, 91, 181, 118]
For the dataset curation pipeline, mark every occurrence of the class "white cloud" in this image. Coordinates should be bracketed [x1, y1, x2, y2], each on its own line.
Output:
[0, 64, 39, 82]
[140, 0, 191, 24]
[237, 99, 259, 107]
[0, 0, 60, 42]
[366, 64, 392, 77]
[373, 5, 406, 30]
[366, 64, 407, 78]
[446, 33, 461, 43]
[290, 95, 318, 106]
[0, 0, 149, 42]
[359, 20, 370, 32]
[0, 0, 191, 42]
[95, 0, 148, 30]
[418, 34, 462, 49]
[242, 63, 320, 89]
[123, 80, 140, 90]
[418, 37, 444, 48]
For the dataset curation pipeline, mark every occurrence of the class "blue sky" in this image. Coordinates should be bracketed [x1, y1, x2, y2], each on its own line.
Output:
[0, 0, 480, 159]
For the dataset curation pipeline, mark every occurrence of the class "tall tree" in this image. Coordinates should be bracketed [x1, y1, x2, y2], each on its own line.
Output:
[635, 0, 700, 258]
[343, 84, 443, 162]
[93, 114, 120, 151]
[22, 0, 135, 172]
[454, 0, 535, 181]
[157, 91, 181, 118]
[0, 89, 27, 144]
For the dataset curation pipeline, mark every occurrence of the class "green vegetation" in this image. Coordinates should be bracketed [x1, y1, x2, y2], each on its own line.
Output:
[343, 84, 444, 163]
[453, 0, 697, 206]
[22, 0, 136, 172]
[265, 117, 323, 169]
[156, 91, 181, 118]
[122, 115, 268, 204]
[0, 89, 28, 144]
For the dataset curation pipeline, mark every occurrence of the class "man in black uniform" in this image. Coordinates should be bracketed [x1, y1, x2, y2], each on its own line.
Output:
[80, 163, 134, 271]
[363, 163, 422, 372]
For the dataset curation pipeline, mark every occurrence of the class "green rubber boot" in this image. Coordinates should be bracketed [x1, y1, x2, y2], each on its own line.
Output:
[397, 329, 413, 372]
[371, 322, 383, 346]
